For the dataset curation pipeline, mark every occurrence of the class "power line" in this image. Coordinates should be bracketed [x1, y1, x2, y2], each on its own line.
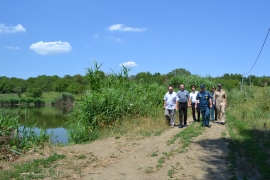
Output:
[245, 28, 270, 75]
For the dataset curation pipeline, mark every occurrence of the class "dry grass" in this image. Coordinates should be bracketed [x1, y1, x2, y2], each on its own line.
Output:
[99, 111, 171, 139]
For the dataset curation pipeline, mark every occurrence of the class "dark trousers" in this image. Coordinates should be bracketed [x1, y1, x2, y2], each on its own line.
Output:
[179, 102, 188, 126]
[211, 105, 217, 120]
[201, 106, 210, 126]
[191, 103, 200, 121]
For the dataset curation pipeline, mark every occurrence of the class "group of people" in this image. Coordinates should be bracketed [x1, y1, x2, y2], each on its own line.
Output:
[163, 83, 227, 128]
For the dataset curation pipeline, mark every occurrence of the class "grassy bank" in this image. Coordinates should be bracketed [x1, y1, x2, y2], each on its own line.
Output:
[0, 92, 76, 107]
[226, 86, 270, 179]
[0, 110, 51, 161]
[0, 92, 61, 104]
[67, 63, 215, 143]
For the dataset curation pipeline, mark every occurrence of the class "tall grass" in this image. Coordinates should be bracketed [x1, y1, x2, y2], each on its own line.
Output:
[226, 85, 270, 179]
[67, 63, 164, 143]
[0, 110, 51, 161]
[67, 62, 217, 143]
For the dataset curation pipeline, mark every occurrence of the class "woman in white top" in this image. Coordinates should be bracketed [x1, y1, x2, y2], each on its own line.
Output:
[189, 85, 200, 122]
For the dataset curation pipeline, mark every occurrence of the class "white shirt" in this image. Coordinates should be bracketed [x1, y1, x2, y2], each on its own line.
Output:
[190, 91, 200, 103]
[164, 91, 179, 110]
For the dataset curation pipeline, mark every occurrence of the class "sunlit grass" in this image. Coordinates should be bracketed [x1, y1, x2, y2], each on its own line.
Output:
[226, 86, 270, 179]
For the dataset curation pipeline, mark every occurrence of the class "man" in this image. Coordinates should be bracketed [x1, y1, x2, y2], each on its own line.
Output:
[211, 86, 217, 122]
[177, 84, 190, 128]
[164, 85, 179, 128]
[195, 84, 212, 127]
[214, 84, 227, 125]
[189, 85, 200, 122]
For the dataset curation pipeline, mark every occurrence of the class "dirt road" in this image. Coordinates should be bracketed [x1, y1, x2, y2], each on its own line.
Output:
[54, 116, 233, 180]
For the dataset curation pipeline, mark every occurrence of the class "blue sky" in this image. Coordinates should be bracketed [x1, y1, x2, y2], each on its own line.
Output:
[1, 0, 270, 79]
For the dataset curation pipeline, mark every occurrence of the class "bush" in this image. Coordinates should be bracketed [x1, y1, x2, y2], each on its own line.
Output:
[26, 87, 43, 98]
[51, 92, 74, 107]
[33, 98, 45, 106]
[25, 98, 33, 105]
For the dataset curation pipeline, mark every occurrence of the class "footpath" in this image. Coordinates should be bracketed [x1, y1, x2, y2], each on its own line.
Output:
[54, 116, 233, 180]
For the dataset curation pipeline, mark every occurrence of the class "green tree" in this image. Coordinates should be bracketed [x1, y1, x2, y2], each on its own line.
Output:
[67, 82, 85, 94]
[168, 68, 191, 77]
[53, 79, 69, 92]
[26, 86, 43, 98]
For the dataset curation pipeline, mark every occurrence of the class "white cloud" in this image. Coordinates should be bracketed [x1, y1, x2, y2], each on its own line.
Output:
[120, 61, 137, 67]
[0, 24, 26, 33]
[29, 41, 72, 55]
[5, 46, 20, 50]
[108, 24, 145, 32]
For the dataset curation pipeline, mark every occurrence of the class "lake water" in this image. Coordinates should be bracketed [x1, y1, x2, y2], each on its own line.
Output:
[2, 106, 70, 144]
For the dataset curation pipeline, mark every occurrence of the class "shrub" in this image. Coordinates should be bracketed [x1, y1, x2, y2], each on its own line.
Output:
[26, 87, 43, 98]
[33, 98, 45, 106]
[51, 92, 74, 107]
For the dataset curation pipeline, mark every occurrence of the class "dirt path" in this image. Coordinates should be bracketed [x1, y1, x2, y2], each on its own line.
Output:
[52, 116, 233, 180]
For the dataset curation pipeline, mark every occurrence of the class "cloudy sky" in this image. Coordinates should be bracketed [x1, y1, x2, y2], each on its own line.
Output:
[1, 1, 270, 79]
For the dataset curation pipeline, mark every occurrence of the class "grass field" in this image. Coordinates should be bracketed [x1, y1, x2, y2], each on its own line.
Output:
[226, 86, 270, 179]
[0, 92, 64, 105]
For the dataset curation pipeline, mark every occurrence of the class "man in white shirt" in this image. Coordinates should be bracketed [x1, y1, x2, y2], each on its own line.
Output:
[189, 85, 200, 122]
[164, 85, 179, 128]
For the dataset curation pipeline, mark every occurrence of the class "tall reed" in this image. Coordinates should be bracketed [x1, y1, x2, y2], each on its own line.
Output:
[0, 110, 51, 161]
[67, 63, 217, 143]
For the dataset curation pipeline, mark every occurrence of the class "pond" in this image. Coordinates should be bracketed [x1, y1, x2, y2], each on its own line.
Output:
[2, 106, 70, 144]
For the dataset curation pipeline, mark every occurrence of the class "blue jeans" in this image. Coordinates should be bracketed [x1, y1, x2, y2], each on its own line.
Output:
[211, 105, 217, 120]
[201, 106, 210, 126]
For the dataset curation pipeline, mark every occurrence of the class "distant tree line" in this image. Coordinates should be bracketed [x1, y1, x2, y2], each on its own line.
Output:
[0, 68, 269, 98]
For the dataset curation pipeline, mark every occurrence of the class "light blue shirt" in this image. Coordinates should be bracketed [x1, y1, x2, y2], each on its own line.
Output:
[164, 91, 179, 110]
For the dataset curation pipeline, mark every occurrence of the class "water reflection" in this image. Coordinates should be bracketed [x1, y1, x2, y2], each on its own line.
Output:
[2, 106, 70, 144]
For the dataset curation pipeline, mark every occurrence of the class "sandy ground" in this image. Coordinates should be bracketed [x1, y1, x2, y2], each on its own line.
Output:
[49, 116, 233, 180]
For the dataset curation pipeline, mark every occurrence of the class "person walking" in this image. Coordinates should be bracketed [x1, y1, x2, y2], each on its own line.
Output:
[189, 85, 200, 122]
[195, 84, 212, 127]
[214, 84, 227, 125]
[164, 85, 179, 128]
[177, 84, 190, 128]
[211, 86, 217, 122]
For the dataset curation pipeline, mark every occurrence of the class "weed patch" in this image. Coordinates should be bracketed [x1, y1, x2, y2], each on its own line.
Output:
[0, 153, 66, 179]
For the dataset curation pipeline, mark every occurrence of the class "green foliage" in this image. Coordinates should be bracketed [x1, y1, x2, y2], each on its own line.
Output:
[26, 86, 43, 98]
[51, 92, 74, 107]
[168, 68, 191, 77]
[67, 63, 165, 143]
[86, 62, 106, 92]
[169, 74, 215, 90]
[53, 79, 69, 92]
[227, 86, 270, 179]
[0, 110, 51, 160]
[33, 98, 45, 106]
[67, 82, 85, 94]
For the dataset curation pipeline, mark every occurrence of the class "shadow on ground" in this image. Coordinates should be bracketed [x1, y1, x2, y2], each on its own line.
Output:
[193, 128, 270, 180]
